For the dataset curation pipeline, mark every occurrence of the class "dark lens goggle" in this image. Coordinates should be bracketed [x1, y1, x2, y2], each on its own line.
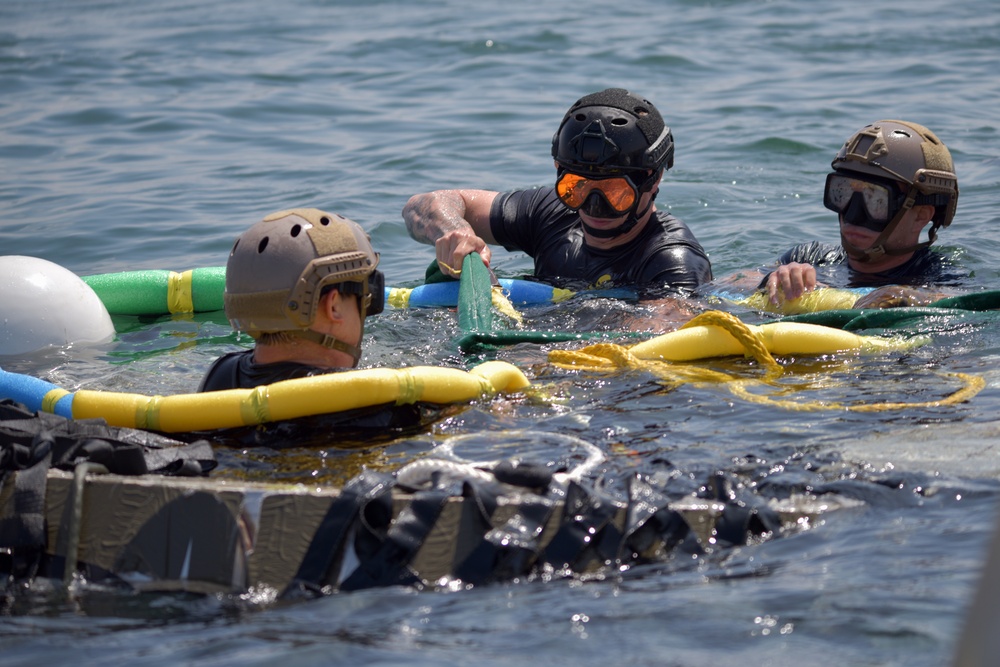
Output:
[366, 269, 385, 315]
[325, 269, 385, 316]
[824, 173, 900, 223]
[556, 171, 640, 213]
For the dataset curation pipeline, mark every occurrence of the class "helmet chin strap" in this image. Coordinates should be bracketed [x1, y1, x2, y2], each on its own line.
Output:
[580, 189, 658, 240]
[840, 184, 935, 263]
[295, 330, 363, 367]
[292, 289, 370, 367]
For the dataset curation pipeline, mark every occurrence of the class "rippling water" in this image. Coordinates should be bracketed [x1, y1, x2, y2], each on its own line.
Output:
[2, 0, 1000, 665]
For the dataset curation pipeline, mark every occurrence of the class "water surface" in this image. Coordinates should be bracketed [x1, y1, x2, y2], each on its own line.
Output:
[2, 1, 1000, 665]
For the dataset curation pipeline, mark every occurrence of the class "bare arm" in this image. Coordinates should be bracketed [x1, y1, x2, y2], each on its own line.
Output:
[852, 285, 953, 309]
[402, 189, 499, 278]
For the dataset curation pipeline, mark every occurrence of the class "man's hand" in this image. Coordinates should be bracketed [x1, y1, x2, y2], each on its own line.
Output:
[765, 262, 817, 305]
[852, 286, 943, 309]
[435, 229, 492, 278]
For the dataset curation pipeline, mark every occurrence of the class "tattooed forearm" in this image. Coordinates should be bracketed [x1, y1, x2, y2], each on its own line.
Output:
[402, 191, 472, 244]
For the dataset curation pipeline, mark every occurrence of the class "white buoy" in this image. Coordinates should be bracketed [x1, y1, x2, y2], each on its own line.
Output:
[0, 255, 116, 356]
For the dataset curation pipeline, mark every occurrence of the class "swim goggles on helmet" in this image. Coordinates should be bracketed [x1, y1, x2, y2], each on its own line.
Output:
[555, 170, 644, 214]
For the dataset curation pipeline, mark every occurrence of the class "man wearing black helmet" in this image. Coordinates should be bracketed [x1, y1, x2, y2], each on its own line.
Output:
[403, 88, 712, 296]
[762, 120, 963, 308]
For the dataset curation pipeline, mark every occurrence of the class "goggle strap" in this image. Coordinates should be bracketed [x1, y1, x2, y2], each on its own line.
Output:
[842, 183, 928, 263]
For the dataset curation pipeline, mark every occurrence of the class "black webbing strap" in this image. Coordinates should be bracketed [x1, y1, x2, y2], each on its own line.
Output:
[704, 472, 783, 547]
[539, 481, 620, 571]
[621, 475, 698, 561]
[0, 431, 53, 579]
[282, 470, 395, 599]
[0, 399, 215, 477]
[713, 498, 783, 547]
[140, 440, 217, 477]
[454, 496, 555, 584]
[339, 486, 452, 591]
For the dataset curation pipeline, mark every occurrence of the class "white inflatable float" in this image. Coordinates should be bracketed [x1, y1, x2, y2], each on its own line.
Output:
[0, 255, 115, 355]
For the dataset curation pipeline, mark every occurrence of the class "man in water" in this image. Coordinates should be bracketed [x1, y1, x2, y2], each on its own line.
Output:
[762, 120, 962, 308]
[198, 208, 385, 391]
[402, 88, 712, 297]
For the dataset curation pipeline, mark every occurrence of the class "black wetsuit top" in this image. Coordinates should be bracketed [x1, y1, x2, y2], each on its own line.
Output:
[490, 187, 712, 294]
[197, 349, 430, 446]
[772, 241, 967, 289]
[199, 349, 334, 392]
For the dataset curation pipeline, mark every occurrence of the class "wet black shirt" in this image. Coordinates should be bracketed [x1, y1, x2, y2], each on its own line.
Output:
[196, 349, 430, 445]
[198, 349, 330, 392]
[774, 241, 967, 289]
[490, 187, 712, 293]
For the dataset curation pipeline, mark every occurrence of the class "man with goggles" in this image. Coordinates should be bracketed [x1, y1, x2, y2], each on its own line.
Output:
[762, 120, 962, 308]
[403, 88, 712, 294]
[199, 208, 388, 392]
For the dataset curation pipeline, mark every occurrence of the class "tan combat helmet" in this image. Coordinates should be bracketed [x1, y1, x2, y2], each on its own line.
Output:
[832, 120, 958, 261]
[224, 208, 382, 363]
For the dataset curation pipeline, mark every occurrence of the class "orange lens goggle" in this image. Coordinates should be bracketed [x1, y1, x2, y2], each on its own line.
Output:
[555, 172, 639, 213]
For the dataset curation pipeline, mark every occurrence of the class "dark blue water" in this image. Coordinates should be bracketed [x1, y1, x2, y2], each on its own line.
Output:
[2, 0, 1000, 665]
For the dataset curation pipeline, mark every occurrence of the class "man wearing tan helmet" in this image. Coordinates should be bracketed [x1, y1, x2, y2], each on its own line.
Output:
[198, 208, 385, 392]
[762, 120, 963, 309]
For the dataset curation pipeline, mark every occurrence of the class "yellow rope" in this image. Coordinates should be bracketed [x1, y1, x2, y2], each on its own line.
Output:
[847, 372, 986, 411]
[548, 310, 984, 412]
[680, 311, 782, 379]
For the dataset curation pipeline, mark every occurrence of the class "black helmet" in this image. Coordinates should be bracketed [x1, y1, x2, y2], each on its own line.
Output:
[551, 88, 674, 176]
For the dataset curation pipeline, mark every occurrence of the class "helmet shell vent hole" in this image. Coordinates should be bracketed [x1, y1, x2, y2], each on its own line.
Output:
[256, 237, 269, 254]
[320, 216, 330, 225]
[290, 224, 302, 237]
[611, 118, 628, 126]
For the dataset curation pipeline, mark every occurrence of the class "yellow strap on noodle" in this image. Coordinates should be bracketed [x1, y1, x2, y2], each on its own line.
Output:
[387, 287, 412, 309]
[241, 385, 271, 425]
[138, 394, 163, 431]
[41, 388, 71, 414]
[167, 270, 195, 314]
[551, 287, 575, 303]
[395, 368, 423, 405]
